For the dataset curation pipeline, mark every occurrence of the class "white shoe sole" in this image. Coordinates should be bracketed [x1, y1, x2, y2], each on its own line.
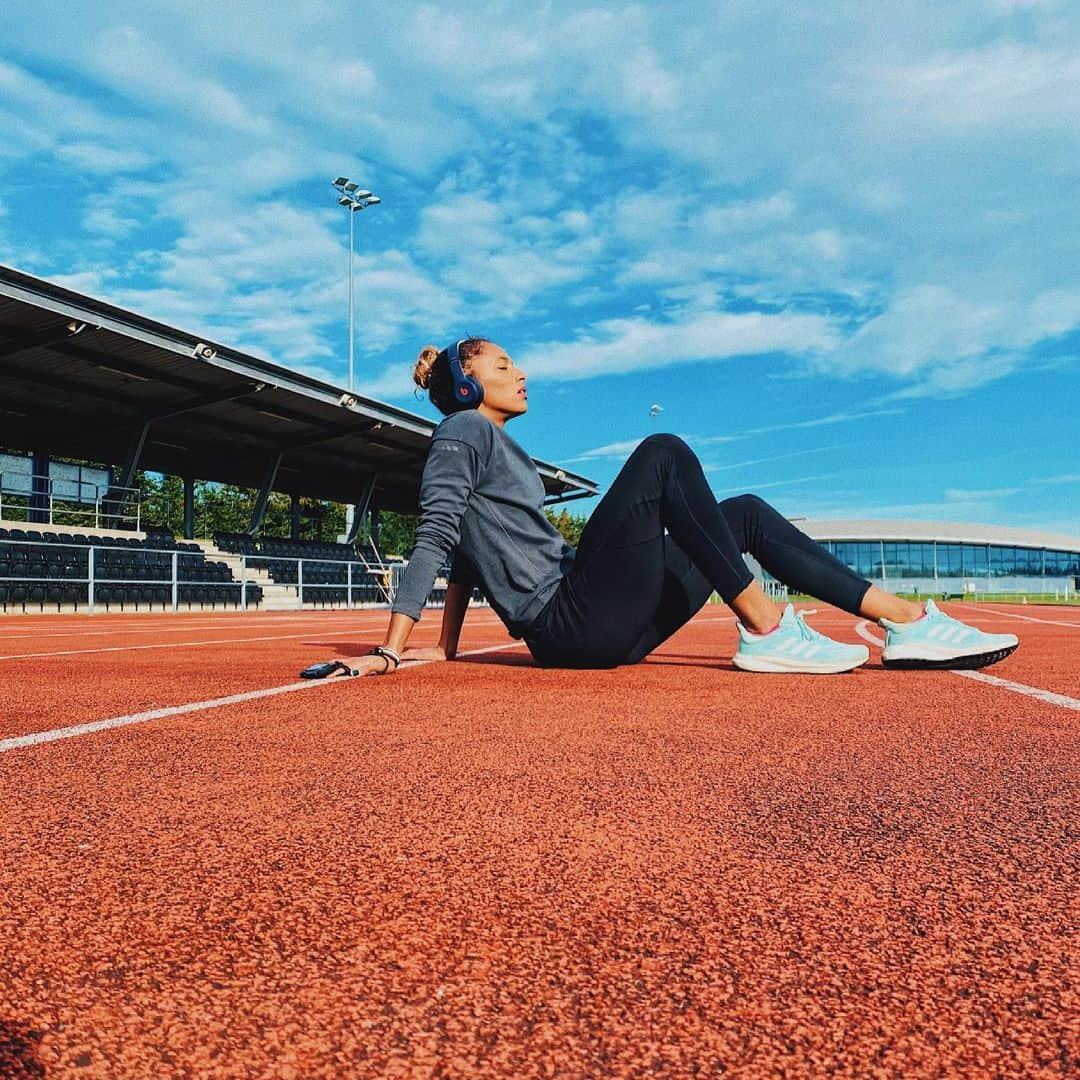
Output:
[733, 648, 869, 674]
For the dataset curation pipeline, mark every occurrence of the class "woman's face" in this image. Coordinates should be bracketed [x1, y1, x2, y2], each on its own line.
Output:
[469, 341, 528, 422]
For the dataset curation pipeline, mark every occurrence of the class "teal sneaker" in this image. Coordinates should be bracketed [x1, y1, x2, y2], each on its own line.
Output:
[733, 604, 869, 674]
[880, 599, 1019, 670]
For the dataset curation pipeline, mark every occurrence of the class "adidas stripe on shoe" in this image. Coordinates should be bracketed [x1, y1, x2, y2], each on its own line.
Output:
[734, 604, 869, 674]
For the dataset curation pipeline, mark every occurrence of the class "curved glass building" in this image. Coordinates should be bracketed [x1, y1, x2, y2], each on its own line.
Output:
[774, 519, 1080, 597]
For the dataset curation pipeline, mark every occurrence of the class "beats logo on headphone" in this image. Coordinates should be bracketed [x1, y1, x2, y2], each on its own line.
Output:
[445, 339, 484, 409]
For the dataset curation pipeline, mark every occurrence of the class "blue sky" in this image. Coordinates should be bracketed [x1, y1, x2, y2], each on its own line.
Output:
[1, 1, 1078, 533]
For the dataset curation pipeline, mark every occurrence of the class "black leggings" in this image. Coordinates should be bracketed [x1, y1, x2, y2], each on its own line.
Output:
[524, 434, 872, 668]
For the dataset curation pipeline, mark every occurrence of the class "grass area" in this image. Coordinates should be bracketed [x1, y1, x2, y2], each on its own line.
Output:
[950, 592, 1080, 606]
[784, 590, 1080, 606]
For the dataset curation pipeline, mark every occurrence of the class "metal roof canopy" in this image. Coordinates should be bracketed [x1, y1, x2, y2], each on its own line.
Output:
[0, 264, 598, 517]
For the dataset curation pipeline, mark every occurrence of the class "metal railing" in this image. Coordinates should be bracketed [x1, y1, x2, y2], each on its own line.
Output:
[0, 539, 245, 613]
[0, 471, 141, 530]
[0, 538, 412, 614]
[763, 580, 789, 604]
[235, 552, 406, 611]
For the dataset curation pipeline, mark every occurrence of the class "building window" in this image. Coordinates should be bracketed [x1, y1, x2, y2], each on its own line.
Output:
[989, 545, 1006, 577]
[940, 544, 963, 576]
[963, 545, 988, 577]
[858, 542, 877, 579]
[835, 542, 858, 573]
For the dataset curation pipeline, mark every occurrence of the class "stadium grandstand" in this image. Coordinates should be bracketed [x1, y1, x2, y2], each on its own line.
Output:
[0, 264, 598, 615]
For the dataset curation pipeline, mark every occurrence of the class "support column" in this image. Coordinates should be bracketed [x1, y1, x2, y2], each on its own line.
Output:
[29, 449, 49, 524]
[370, 505, 382, 551]
[105, 420, 150, 528]
[248, 452, 282, 536]
[345, 475, 377, 544]
[182, 476, 195, 540]
[119, 421, 150, 489]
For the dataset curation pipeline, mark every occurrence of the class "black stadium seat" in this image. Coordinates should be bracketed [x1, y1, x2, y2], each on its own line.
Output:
[0, 526, 258, 612]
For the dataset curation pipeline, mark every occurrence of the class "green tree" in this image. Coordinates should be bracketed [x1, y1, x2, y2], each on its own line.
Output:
[138, 472, 183, 533]
[375, 511, 418, 556]
[545, 507, 588, 547]
[135, 472, 351, 543]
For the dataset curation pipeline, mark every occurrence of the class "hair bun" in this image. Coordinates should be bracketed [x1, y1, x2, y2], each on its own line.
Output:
[413, 344, 440, 390]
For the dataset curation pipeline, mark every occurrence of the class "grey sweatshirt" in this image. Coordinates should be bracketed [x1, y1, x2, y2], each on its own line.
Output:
[391, 410, 575, 636]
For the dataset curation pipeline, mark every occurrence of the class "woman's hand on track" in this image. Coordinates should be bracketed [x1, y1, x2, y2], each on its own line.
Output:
[349, 654, 399, 676]
[399, 646, 449, 662]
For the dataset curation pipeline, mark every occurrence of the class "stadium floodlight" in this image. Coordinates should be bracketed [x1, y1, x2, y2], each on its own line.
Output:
[330, 176, 381, 391]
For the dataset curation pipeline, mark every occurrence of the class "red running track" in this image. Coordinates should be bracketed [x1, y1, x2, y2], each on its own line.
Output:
[0, 603, 1077, 1077]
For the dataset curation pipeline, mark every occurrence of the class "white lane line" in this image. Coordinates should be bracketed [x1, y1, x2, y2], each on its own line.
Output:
[0, 613, 395, 641]
[950, 670, 1080, 712]
[0, 608, 506, 640]
[854, 621, 1080, 713]
[0, 628, 387, 661]
[974, 608, 1080, 629]
[0, 642, 527, 753]
[0, 608, 505, 643]
[0, 612, 505, 661]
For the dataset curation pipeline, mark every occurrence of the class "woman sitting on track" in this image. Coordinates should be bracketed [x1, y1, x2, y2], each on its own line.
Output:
[335, 338, 1018, 678]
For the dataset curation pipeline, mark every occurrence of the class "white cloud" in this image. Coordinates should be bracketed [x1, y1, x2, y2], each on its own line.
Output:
[354, 363, 421, 402]
[0, 58, 111, 138]
[82, 203, 141, 238]
[87, 25, 271, 135]
[713, 473, 840, 496]
[743, 408, 905, 436]
[943, 487, 1022, 501]
[701, 194, 796, 234]
[415, 185, 605, 316]
[569, 416, 880, 464]
[878, 43, 1080, 131]
[562, 437, 647, 463]
[55, 142, 155, 173]
[826, 284, 1080, 390]
[518, 308, 837, 381]
[1028, 473, 1080, 485]
[705, 444, 852, 474]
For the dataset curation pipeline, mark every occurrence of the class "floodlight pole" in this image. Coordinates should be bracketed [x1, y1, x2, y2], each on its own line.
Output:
[331, 178, 381, 392]
[348, 206, 355, 392]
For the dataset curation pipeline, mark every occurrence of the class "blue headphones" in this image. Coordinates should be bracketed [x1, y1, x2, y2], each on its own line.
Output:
[445, 339, 484, 409]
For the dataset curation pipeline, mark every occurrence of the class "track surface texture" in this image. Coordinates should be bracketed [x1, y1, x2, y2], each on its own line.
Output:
[1, 603, 1077, 1078]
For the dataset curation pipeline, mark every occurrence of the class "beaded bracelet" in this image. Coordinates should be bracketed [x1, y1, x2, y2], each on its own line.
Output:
[371, 645, 401, 673]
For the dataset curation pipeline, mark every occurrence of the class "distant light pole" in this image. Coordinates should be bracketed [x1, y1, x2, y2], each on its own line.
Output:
[331, 177, 381, 391]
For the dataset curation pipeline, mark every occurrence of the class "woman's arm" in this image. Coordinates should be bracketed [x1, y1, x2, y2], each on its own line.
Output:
[401, 580, 471, 661]
[347, 416, 490, 676]
[347, 583, 470, 674]
[344, 610, 418, 676]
